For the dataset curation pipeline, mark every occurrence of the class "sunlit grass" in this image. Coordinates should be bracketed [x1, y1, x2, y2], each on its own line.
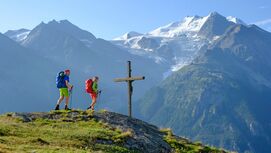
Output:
[0, 111, 137, 153]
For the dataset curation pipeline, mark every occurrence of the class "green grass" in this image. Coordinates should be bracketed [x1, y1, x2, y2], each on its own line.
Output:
[0, 111, 137, 153]
[0, 111, 230, 153]
[160, 128, 228, 153]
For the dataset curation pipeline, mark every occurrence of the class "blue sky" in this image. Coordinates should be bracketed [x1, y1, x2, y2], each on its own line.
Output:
[0, 0, 271, 39]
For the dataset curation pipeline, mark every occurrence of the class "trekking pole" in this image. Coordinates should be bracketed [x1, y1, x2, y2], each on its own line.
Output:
[69, 87, 73, 109]
[98, 90, 102, 102]
[99, 90, 102, 97]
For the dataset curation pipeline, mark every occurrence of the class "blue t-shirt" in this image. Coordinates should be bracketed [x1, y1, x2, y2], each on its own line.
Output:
[64, 75, 69, 82]
[63, 75, 69, 88]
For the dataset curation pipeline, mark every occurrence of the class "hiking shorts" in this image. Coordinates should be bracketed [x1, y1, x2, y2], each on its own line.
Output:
[89, 93, 97, 101]
[59, 88, 69, 97]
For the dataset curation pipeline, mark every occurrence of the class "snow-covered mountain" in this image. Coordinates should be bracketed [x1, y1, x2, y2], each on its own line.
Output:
[148, 15, 209, 37]
[112, 12, 247, 77]
[114, 31, 143, 40]
[137, 24, 271, 153]
[226, 16, 247, 25]
[4, 28, 30, 42]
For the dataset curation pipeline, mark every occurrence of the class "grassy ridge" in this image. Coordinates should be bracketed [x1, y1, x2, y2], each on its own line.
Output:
[0, 110, 136, 153]
[161, 128, 228, 153]
[0, 110, 231, 153]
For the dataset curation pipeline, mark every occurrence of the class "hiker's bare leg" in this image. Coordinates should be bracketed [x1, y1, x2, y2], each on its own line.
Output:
[91, 99, 97, 110]
[57, 96, 64, 105]
[65, 96, 70, 106]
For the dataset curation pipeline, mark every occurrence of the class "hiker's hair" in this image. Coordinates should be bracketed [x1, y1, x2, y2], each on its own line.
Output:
[93, 76, 99, 81]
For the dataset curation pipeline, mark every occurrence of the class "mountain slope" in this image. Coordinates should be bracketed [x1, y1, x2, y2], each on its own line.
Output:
[0, 110, 230, 153]
[136, 24, 271, 153]
[1, 20, 168, 114]
[198, 12, 235, 39]
[0, 33, 59, 113]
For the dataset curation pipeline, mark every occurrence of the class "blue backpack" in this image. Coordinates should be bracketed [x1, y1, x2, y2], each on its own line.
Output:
[56, 71, 66, 88]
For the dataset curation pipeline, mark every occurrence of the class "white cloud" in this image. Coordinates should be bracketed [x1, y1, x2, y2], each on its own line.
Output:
[253, 18, 271, 26]
[258, 6, 268, 9]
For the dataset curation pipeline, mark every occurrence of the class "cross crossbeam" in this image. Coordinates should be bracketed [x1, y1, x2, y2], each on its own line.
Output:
[114, 77, 145, 82]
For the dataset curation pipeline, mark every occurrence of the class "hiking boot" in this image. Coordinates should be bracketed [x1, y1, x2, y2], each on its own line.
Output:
[65, 105, 71, 110]
[87, 106, 94, 111]
[55, 105, 60, 110]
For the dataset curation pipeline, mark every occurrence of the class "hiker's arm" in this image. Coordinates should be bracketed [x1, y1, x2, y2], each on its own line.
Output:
[65, 80, 73, 89]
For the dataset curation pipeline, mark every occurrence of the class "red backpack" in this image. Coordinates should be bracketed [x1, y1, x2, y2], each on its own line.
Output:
[85, 79, 94, 93]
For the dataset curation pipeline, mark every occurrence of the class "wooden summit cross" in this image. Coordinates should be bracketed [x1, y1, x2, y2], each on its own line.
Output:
[114, 61, 145, 118]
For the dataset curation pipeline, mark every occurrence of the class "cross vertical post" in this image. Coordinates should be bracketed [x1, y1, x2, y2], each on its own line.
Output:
[127, 61, 132, 117]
